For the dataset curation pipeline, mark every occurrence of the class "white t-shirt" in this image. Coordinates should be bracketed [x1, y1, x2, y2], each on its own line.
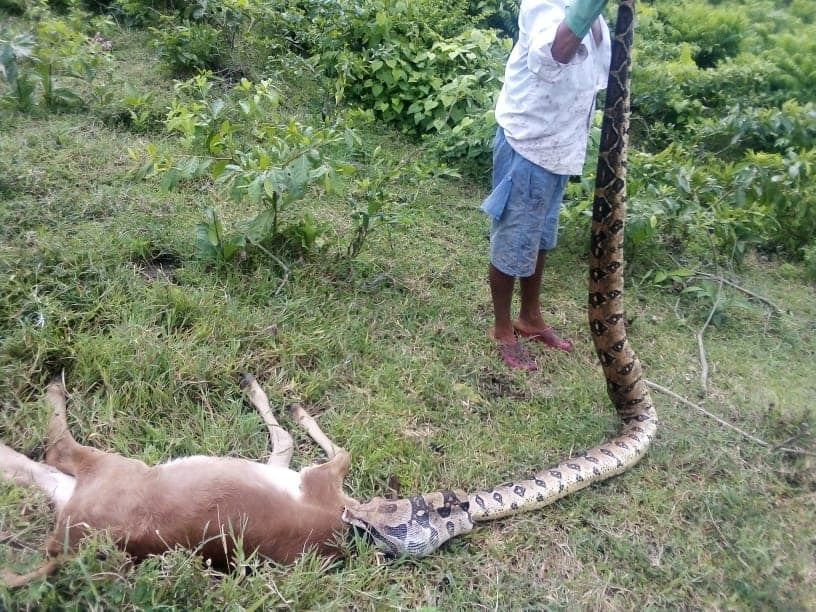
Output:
[495, 0, 611, 175]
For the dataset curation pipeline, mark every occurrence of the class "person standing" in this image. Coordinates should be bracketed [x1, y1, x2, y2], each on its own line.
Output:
[482, 0, 611, 371]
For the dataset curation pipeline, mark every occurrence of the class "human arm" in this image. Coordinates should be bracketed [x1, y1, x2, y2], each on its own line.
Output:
[551, 21, 584, 64]
[525, 1, 607, 77]
[552, 0, 608, 63]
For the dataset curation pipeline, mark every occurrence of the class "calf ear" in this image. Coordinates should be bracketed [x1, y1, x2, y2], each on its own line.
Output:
[328, 449, 351, 477]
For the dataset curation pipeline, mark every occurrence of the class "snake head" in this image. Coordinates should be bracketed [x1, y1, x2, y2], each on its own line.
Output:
[342, 490, 473, 557]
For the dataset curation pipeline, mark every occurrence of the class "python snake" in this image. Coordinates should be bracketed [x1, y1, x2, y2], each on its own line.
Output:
[344, 0, 658, 556]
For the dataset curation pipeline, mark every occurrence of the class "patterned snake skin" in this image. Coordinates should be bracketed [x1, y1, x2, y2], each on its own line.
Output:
[343, 0, 658, 556]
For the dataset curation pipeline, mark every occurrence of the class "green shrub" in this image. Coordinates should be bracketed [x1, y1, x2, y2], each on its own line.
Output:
[693, 101, 816, 156]
[658, 2, 747, 68]
[0, 6, 111, 112]
[312, 1, 508, 171]
[151, 20, 222, 73]
[741, 149, 816, 257]
[789, 0, 814, 24]
[424, 106, 497, 175]
[633, 52, 788, 141]
[468, 0, 520, 39]
[0, 0, 26, 15]
[803, 242, 816, 281]
[632, 43, 706, 133]
[760, 32, 816, 105]
[133, 74, 385, 262]
[112, 0, 197, 25]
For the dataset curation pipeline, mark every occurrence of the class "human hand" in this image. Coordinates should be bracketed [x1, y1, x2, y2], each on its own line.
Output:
[565, 0, 609, 39]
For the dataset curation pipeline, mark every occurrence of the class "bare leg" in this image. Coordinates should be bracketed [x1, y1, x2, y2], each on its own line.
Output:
[0, 444, 73, 589]
[517, 250, 547, 326]
[514, 250, 572, 352]
[489, 264, 538, 370]
[489, 263, 516, 344]
[289, 404, 343, 459]
[240, 374, 294, 468]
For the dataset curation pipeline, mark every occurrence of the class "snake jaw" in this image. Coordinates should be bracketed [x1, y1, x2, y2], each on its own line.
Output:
[342, 490, 473, 557]
[342, 505, 401, 556]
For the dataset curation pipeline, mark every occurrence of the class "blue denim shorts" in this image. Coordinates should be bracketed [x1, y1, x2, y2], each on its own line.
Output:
[481, 128, 568, 278]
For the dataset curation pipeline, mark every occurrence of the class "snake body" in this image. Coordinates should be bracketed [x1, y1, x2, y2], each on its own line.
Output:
[467, 0, 657, 523]
[344, 0, 658, 555]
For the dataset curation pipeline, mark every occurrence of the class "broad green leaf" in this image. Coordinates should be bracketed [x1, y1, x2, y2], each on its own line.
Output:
[211, 159, 229, 180]
[210, 98, 226, 118]
[161, 168, 181, 191]
[248, 176, 264, 203]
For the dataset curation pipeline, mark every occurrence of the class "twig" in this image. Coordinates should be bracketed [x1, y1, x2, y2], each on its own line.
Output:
[692, 272, 785, 314]
[646, 380, 769, 445]
[771, 428, 807, 452]
[696, 278, 723, 396]
[776, 447, 816, 457]
[249, 244, 291, 297]
[696, 233, 725, 396]
[673, 297, 686, 325]
[645, 380, 816, 457]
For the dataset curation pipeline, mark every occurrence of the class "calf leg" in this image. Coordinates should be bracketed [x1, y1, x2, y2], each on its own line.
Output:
[0, 443, 76, 513]
[1, 558, 62, 589]
[240, 374, 294, 468]
[289, 403, 344, 459]
[43, 379, 106, 477]
[0, 443, 75, 589]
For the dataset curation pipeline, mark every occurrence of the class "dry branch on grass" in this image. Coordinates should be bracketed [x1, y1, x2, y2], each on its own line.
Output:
[645, 380, 816, 457]
[696, 276, 723, 397]
[692, 272, 785, 314]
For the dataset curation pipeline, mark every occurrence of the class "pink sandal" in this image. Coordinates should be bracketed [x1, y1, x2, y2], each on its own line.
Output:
[514, 326, 573, 353]
[499, 341, 538, 371]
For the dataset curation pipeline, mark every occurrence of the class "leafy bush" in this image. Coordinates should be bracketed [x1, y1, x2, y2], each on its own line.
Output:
[0, 0, 26, 15]
[151, 20, 222, 73]
[692, 101, 816, 156]
[621, 147, 761, 265]
[133, 74, 394, 262]
[759, 32, 816, 105]
[657, 2, 747, 68]
[632, 50, 787, 143]
[312, 1, 508, 172]
[0, 30, 38, 111]
[423, 105, 497, 175]
[740, 149, 816, 257]
[632, 44, 706, 135]
[468, 0, 520, 39]
[0, 7, 112, 112]
[112, 0, 197, 25]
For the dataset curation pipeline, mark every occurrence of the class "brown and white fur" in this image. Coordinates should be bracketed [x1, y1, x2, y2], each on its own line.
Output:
[0, 375, 362, 587]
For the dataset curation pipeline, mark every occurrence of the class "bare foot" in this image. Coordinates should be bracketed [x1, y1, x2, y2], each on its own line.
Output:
[490, 329, 538, 371]
[513, 320, 573, 353]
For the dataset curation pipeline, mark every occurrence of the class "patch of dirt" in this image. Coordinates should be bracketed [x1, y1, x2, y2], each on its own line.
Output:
[401, 424, 436, 440]
[477, 369, 531, 401]
[132, 252, 182, 283]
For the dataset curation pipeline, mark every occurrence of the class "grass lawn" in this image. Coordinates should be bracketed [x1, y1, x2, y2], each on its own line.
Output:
[1, 28, 815, 611]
